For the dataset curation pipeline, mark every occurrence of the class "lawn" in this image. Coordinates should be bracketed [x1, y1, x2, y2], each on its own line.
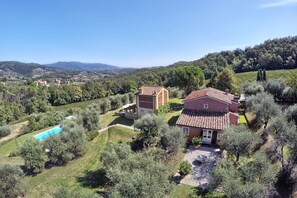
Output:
[170, 184, 199, 198]
[54, 98, 105, 111]
[235, 68, 297, 85]
[0, 126, 138, 198]
[163, 97, 183, 126]
[238, 115, 248, 125]
[100, 108, 134, 128]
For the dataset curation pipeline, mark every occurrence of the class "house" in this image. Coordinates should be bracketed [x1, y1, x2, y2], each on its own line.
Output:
[176, 87, 239, 144]
[34, 79, 48, 86]
[53, 79, 61, 85]
[136, 86, 169, 118]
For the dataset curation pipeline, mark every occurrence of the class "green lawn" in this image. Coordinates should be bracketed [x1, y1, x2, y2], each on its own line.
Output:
[238, 115, 248, 125]
[235, 68, 297, 85]
[100, 108, 134, 128]
[54, 98, 105, 111]
[170, 184, 199, 198]
[0, 126, 137, 198]
[163, 98, 183, 126]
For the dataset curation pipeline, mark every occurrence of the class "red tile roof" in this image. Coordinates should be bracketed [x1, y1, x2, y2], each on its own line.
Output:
[138, 86, 164, 95]
[176, 109, 230, 130]
[184, 87, 235, 104]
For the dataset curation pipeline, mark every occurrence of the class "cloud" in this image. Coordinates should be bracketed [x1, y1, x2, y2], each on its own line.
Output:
[260, 0, 297, 8]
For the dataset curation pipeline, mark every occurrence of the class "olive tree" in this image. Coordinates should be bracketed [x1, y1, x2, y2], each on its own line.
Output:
[285, 104, 297, 126]
[265, 78, 286, 101]
[241, 81, 264, 96]
[134, 114, 166, 148]
[20, 139, 47, 173]
[160, 125, 186, 155]
[246, 92, 280, 129]
[220, 125, 262, 162]
[0, 164, 25, 198]
[266, 115, 296, 168]
[99, 99, 111, 114]
[79, 105, 100, 131]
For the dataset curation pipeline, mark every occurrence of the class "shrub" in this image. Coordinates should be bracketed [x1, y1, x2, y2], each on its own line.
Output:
[179, 160, 192, 176]
[192, 136, 202, 147]
[0, 125, 10, 137]
[155, 103, 171, 115]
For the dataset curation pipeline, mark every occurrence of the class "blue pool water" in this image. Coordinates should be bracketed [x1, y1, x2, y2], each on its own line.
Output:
[34, 126, 63, 141]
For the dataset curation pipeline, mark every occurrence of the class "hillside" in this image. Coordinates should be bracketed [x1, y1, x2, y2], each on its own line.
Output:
[170, 36, 297, 78]
[0, 61, 63, 78]
[47, 61, 121, 71]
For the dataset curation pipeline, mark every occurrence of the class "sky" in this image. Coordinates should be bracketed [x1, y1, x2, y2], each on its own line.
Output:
[0, 0, 296, 68]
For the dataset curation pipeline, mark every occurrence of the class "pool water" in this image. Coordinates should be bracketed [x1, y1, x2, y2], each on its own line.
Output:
[34, 126, 63, 141]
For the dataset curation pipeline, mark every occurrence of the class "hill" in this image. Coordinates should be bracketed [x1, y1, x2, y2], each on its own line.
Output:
[0, 61, 63, 78]
[47, 61, 121, 71]
[170, 36, 297, 78]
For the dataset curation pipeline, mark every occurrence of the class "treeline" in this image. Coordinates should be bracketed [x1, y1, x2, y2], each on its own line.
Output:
[171, 36, 297, 78]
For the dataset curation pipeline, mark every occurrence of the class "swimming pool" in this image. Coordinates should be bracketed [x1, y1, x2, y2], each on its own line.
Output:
[34, 126, 63, 141]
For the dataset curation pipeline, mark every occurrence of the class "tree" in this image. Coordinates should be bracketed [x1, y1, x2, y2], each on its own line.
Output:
[212, 68, 239, 94]
[0, 164, 25, 198]
[220, 125, 261, 162]
[173, 66, 205, 94]
[99, 99, 111, 114]
[121, 80, 137, 93]
[285, 104, 297, 126]
[246, 92, 280, 129]
[263, 69, 267, 81]
[265, 78, 286, 100]
[241, 81, 264, 96]
[134, 114, 167, 148]
[20, 139, 47, 173]
[44, 120, 88, 165]
[101, 143, 171, 198]
[207, 69, 219, 88]
[79, 106, 100, 131]
[160, 126, 186, 155]
[128, 92, 135, 103]
[121, 94, 129, 105]
[266, 115, 296, 168]
[256, 70, 262, 81]
[0, 125, 10, 137]
[109, 95, 122, 109]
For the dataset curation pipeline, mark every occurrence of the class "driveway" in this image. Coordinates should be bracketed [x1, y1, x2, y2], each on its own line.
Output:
[179, 145, 220, 187]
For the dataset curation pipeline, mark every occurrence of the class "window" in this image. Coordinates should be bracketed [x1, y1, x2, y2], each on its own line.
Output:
[203, 104, 208, 109]
[182, 127, 189, 136]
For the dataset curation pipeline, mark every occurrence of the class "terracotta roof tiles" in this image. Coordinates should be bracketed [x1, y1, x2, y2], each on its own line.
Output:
[176, 109, 230, 130]
[138, 86, 164, 95]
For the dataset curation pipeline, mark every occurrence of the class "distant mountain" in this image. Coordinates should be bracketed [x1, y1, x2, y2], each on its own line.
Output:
[0, 61, 64, 78]
[47, 61, 121, 71]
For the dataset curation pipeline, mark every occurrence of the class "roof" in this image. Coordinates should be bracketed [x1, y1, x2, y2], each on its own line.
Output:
[138, 86, 165, 95]
[176, 109, 230, 130]
[184, 87, 236, 104]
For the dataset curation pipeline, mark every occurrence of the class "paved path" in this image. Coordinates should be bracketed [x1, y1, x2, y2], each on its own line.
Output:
[177, 145, 220, 187]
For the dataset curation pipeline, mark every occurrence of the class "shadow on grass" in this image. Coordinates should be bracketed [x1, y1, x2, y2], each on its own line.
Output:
[170, 103, 183, 111]
[168, 115, 179, 126]
[77, 168, 109, 188]
[109, 116, 134, 126]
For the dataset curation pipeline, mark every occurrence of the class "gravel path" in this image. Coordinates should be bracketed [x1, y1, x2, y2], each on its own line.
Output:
[177, 145, 220, 187]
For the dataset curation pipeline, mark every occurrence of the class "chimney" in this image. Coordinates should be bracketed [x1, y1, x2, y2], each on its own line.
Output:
[225, 89, 229, 94]
[138, 88, 142, 94]
[152, 90, 156, 95]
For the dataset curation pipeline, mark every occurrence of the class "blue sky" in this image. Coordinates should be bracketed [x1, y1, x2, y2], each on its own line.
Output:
[0, 0, 296, 67]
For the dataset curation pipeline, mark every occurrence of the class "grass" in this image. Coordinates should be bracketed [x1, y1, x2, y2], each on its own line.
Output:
[54, 98, 105, 111]
[170, 184, 199, 198]
[100, 109, 134, 128]
[163, 98, 183, 126]
[238, 115, 247, 125]
[0, 125, 137, 198]
[235, 68, 297, 85]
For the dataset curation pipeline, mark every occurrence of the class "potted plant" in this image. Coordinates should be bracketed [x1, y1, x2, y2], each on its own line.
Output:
[192, 136, 202, 148]
[179, 161, 192, 179]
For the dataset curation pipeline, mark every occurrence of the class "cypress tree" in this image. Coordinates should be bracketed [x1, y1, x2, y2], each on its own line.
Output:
[259, 69, 263, 81]
[263, 69, 267, 82]
[256, 70, 261, 81]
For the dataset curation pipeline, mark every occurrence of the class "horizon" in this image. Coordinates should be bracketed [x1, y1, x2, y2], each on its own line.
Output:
[0, 0, 297, 68]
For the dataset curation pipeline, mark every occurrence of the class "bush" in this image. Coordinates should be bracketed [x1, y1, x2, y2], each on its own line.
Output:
[87, 130, 99, 141]
[0, 125, 10, 137]
[179, 160, 192, 176]
[155, 103, 171, 115]
[192, 136, 202, 147]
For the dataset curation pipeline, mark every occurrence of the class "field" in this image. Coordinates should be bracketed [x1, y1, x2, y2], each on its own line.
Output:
[54, 98, 104, 111]
[0, 125, 138, 197]
[235, 68, 297, 85]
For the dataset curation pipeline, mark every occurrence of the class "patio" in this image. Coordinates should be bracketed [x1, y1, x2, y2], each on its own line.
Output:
[178, 145, 220, 187]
